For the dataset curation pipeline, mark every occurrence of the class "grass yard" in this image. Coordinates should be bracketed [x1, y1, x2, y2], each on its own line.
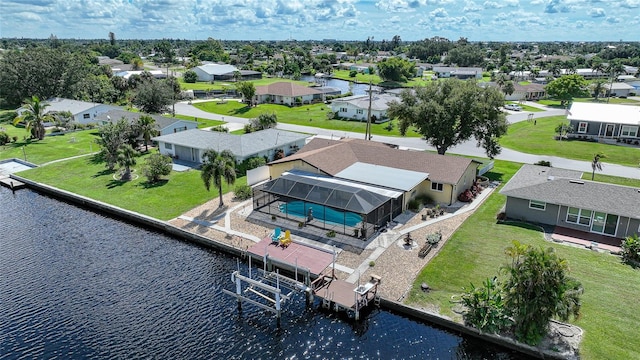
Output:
[192, 101, 423, 137]
[173, 114, 225, 129]
[18, 153, 246, 221]
[500, 115, 640, 167]
[407, 159, 640, 360]
[0, 126, 100, 165]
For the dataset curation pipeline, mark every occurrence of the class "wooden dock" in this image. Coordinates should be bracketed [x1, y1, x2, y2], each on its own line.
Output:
[247, 236, 335, 276]
[0, 177, 26, 191]
[312, 274, 380, 320]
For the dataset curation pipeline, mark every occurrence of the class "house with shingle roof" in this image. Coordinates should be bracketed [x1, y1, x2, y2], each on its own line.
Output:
[254, 82, 322, 106]
[329, 93, 396, 122]
[33, 98, 121, 125]
[500, 164, 640, 240]
[151, 128, 309, 164]
[94, 110, 198, 136]
[251, 138, 480, 240]
[268, 137, 480, 208]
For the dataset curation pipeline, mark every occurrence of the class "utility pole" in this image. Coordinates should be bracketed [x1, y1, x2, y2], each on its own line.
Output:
[364, 80, 372, 140]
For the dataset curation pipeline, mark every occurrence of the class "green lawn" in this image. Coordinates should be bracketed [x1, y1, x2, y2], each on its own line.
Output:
[500, 116, 640, 167]
[17, 153, 246, 221]
[191, 101, 423, 137]
[407, 160, 640, 360]
[0, 126, 100, 165]
[173, 114, 225, 129]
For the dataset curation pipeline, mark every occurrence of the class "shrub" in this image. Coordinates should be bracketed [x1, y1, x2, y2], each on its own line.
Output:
[461, 277, 513, 334]
[407, 199, 420, 212]
[326, 230, 336, 237]
[141, 153, 172, 183]
[415, 194, 433, 205]
[211, 125, 229, 133]
[234, 184, 253, 200]
[349, 70, 357, 77]
[426, 230, 442, 245]
[183, 70, 197, 83]
[621, 234, 640, 266]
[369, 261, 375, 267]
[0, 131, 9, 145]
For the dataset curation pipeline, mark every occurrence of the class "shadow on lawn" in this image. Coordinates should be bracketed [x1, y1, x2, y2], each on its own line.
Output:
[93, 168, 115, 178]
[230, 106, 252, 115]
[106, 179, 127, 189]
[137, 179, 168, 189]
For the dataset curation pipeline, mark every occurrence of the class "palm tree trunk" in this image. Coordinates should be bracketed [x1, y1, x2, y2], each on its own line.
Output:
[218, 182, 224, 207]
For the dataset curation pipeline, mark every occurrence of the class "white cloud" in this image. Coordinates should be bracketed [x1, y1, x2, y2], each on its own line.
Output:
[463, 1, 483, 12]
[375, 0, 427, 12]
[620, 0, 640, 8]
[430, 7, 449, 18]
[588, 8, 606, 17]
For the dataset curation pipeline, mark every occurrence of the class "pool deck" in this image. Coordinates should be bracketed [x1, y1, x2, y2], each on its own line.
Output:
[247, 236, 335, 276]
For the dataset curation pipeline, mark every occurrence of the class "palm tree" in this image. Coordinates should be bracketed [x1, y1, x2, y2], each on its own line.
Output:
[13, 96, 52, 140]
[590, 79, 606, 101]
[201, 149, 236, 207]
[131, 57, 144, 71]
[116, 144, 139, 181]
[136, 115, 158, 152]
[503, 81, 515, 97]
[591, 153, 606, 180]
[606, 61, 625, 103]
[495, 73, 508, 89]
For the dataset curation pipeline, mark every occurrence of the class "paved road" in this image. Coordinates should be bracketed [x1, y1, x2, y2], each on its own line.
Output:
[174, 101, 640, 179]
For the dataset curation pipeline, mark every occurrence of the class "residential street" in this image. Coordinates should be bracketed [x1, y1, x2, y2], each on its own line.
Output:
[174, 101, 640, 179]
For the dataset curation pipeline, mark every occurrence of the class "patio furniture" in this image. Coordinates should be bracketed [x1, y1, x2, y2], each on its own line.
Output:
[271, 227, 282, 243]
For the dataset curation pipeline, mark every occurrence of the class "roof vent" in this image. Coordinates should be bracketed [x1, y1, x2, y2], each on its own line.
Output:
[547, 176, 554, 181]
[569, 180, 584, 185]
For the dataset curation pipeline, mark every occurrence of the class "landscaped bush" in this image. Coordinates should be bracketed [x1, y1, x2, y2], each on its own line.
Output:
[415, 194, 433, 205]
[426, 230, 442, 245]
[621, 234, 640, 267]
[141, 153, 172, 183]
[407, 198, 420, 212]
[0, 131, 9, 145]
[234, 184, 252, 200]
[183, 70, 197, 83]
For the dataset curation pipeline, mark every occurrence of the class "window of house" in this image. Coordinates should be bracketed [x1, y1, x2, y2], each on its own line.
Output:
[529, 200, 546, 210]
[431, 182, 443, 192]
[83, 114, 90, 119]
[340, 108, 347, 113]
[566, 207, 592, 226]
[164, 143, 172, 150]
[621, 125, 638, 137]
[356, 109, 363, 115]
[577, 122, 588, 133]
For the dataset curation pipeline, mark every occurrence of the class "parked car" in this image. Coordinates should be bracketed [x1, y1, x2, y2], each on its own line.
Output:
[504, 104, 522, 111]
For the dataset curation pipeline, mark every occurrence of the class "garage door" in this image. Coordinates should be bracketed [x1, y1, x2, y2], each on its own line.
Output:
[175, 145, 199, 162]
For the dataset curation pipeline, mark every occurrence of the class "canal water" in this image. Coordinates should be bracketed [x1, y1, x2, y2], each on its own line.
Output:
[300, 75, 371, 96]
[0, 188, 525, 359]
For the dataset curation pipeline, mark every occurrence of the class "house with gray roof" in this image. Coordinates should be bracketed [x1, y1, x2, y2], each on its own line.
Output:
[500, 164, 640, 240]
[254, 82, 322, 106]
[94, 110, 198, 135]
[152, 128, 309, 164]
[329, 93, 396, 122]
[433, 66, 483, 80]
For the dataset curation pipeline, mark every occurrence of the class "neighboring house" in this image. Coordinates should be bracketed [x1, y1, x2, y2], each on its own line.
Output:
[567, 102, 640, 141]
[193, 64, 238, 82]
[152, 128, 309, 164]
[255, 138, 480, 239]
[192, 64, 261, 82]
[433, 67, 483, 80]
[504, 83, 546, 101]
[34, 98, 121, 125]
[114, 70, 166, 80]
[254, 82, 322, 105]
[604, 82, 635, 97]
[329, 93, 397, 122]
[500, 164, 640, 240]
[94, 110, 198, 135]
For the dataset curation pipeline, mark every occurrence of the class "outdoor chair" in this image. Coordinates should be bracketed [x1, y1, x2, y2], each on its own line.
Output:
[271, 227, 282, 243]
[280, 230, 292, 247]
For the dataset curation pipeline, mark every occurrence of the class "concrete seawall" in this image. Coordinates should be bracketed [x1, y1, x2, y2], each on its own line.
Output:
[11, 174, 571, 360]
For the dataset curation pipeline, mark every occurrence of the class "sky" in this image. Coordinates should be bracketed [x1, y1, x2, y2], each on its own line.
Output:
[0, 0, 639, 42]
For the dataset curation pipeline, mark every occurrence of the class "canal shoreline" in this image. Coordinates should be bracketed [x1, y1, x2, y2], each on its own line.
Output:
[11, 173, 576, 360]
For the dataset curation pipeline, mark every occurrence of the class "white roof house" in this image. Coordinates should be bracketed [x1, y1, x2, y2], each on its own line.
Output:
[330, 93, 397, 122]
[114, 70, 166, 80]
[567, 102, 640, 140]
[604, 82, 635, 97]
[193, 64, 238, 82]
[35, 98, 121, 125]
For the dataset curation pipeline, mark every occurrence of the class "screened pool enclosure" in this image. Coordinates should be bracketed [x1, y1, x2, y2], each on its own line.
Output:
[253, 173, 403, 239]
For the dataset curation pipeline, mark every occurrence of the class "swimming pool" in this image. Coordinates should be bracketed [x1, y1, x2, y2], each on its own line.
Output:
[279, 201, 362, 227]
